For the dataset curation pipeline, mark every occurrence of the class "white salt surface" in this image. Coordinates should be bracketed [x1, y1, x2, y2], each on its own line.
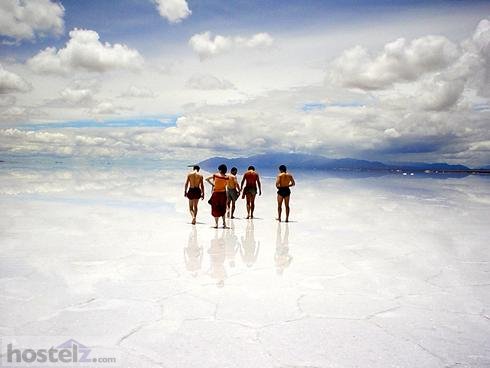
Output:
[0, 164, 489, 367]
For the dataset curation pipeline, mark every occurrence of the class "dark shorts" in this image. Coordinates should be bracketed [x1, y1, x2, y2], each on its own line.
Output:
[277, 187, 291, 198]
[243, 186, 257, 197]
[227, 188, 239, 201]
[186, 187, 201, 200]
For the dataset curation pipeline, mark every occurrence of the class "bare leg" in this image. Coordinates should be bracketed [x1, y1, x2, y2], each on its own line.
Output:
[246, 194, 252, 218]
[214, 217, 219, 228]
[277, 195, 283, 221]
[192, 199, 198, 224]
[222, 215, 226, 228]
[250, 194, 256, 218]
[231, 200, 236, 218]
[188, 200, 195, 224]
[284, 196, 290, 222]
[226, 198, 231, 218]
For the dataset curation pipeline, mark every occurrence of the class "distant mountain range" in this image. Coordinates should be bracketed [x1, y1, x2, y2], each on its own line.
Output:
[199, 153, 489, 173]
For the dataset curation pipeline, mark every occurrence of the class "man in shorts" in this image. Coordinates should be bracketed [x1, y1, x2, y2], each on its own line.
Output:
[276, 164, 295, 222]
[240, 166, 262, 219]
[184, 165, 205, 225]
[226, 167, 240, 219]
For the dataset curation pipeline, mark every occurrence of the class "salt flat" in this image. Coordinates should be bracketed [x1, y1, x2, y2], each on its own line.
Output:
[0, 162, 489, 367]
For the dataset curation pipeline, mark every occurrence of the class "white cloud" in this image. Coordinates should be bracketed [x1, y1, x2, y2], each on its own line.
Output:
[27, 28, 144, 74]
[468, 18, 490, 97]
[59, 87, 94, 105]
[326, 18, 490, 115]
[189, 31, 274, 60]
[91, 101, 118, 115]
[0, 95, 16, 107]
[153, 0, 191, 23]
[120, 86, 156, 98]
[0, 0, 64, 41]
[186, 74, 235, 90]
[384, 128, 401, 138]
[3, 18, 490, 166]
[0, 104, 45, 124]
[40, 79, 100, 108]
[189, 32, 233, 60]
[236, 33, 274, 48]
[472, 19, 490, 56]
[0, 64, 31, 93]
[415, 76, 465, 111]
[328, 35, 460, 90]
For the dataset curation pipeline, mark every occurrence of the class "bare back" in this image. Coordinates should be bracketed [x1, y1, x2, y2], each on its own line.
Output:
[227, 174, 238, 189]
[277, 172, 293, 187]
[187, 172, 203, 187]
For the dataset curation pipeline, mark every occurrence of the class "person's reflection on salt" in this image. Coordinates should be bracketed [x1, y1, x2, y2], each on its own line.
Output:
[275, 222, 292, 275]
[208, 229, 226, 288]
[184, 227, 202, 277]
[224, 220, 239, 268]
[240, 220, 260, 267]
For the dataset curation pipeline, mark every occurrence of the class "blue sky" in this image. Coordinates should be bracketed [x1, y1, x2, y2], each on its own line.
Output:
[0, 0, 490, 165]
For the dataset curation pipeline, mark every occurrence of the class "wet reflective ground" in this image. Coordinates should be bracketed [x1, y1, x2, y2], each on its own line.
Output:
[1, 162, 489, 367]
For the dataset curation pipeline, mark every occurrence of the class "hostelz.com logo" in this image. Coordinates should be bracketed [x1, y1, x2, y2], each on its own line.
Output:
[2, 338, 118, 366]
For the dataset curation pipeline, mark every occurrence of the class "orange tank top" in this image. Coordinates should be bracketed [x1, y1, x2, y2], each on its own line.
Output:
[213, 174, 228, 192]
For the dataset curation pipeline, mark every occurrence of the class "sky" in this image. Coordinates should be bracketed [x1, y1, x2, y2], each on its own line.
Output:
[1, 0, 490, 166]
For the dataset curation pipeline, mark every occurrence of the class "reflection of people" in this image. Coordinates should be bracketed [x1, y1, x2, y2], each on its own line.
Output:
[224, 221, 239, 267]
[208, 229, 226, 287]
[240, 220, 260, 267]
[206, 164, 229, 228]
[276, 165, 295, 222]
[184, 165, 204, 225]
[184, 227, 202, 277]
[275, 222, 292, 275]
[240, 166, 262, 219]
[226, 167, 241, 219]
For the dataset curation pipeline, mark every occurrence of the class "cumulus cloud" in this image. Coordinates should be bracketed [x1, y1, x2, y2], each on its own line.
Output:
[326, 17, 490, 116]
[189, 31, 274, 60]
[328, 35, 460, 90]
[153, 0, 191, 23]
[235, 33, 274, 48]
[91, 101, 118, 115]
[1, 90, 489, 164]
[88, 100, 131, 116]
[59, 87, 94, 105]
[468, 19, 490, 97]
[0, 95, 16, 107]
[0, 0, 64, 41]
[0, 128, 74, 155]
[120, 86, 156, 98]
[27, 28, 144, 74]
[415, 76, 465, 111]
[384, 128, 401, 138]
[186, 74, 235, 90]
[0, 104, 44, 124]
[39, 79, 100, 108]
[189, 32, 233, 60]
[0, 64, 31, 93]
[3, 19, 490, 166]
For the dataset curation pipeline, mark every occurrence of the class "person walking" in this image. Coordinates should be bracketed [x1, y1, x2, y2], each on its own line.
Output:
[226, 167, 240, 219]
[184, 165, 204, 225]
[206, 164, 229, 228]
[276, 164, 295, 222]
[240, 166, 262, 219]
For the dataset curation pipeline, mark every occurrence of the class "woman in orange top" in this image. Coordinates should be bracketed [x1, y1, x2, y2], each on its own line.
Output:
[206, 164, 229, 228]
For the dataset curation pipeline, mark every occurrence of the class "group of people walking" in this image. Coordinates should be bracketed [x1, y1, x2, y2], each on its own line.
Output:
[184, 164, 295, 227]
